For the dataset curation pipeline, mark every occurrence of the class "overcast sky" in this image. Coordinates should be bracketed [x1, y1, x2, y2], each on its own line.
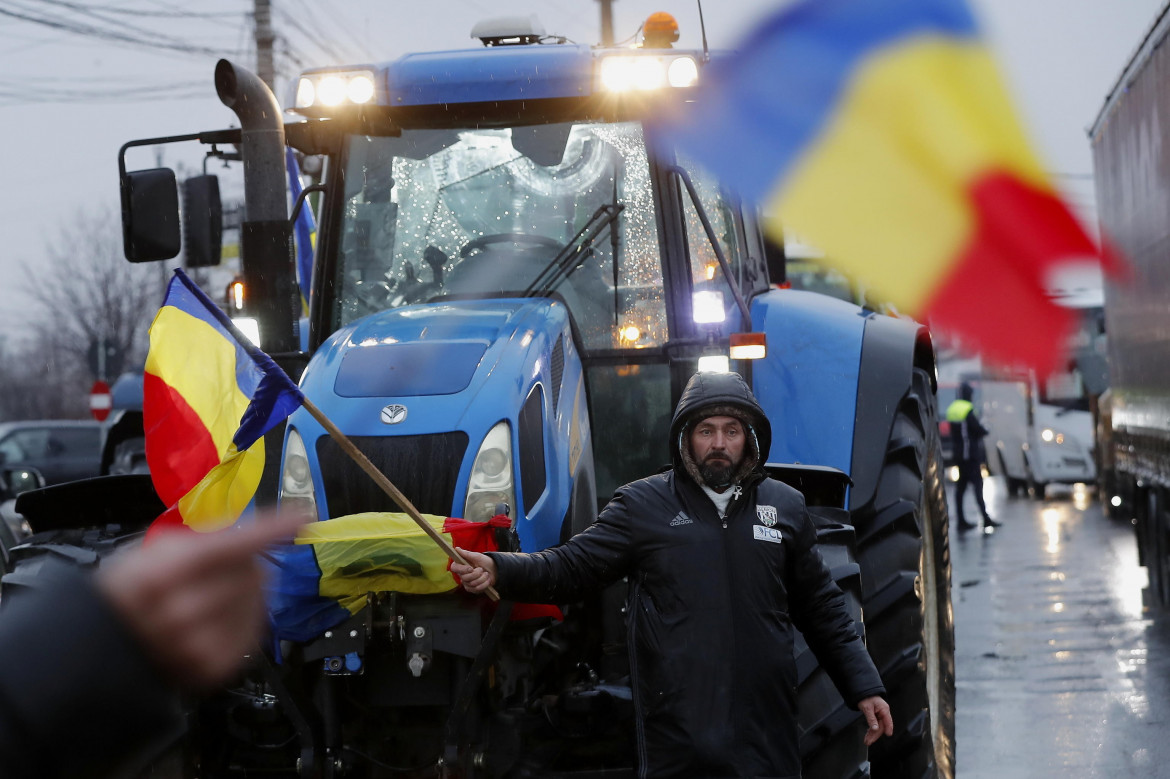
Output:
[1, 0, 1164, 336]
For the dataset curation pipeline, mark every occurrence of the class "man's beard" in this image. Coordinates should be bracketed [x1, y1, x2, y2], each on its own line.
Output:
[699, 454, 737, 488]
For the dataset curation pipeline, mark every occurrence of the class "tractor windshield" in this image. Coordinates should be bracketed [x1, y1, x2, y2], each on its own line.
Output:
[332, 121, 665, 351]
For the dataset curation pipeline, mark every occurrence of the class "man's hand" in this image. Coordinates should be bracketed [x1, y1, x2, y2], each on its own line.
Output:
[97, 513, 306, 689]
[451, 547, 497, 594]
[857, 695, 894, 746]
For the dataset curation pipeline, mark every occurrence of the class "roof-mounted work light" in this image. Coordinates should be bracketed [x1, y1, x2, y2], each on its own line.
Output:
[293, 69, 376, 111]
[598, 53, 699, 92]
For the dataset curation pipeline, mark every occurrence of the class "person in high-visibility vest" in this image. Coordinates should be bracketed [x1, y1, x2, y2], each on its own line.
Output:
[945, 382, 1001, 532]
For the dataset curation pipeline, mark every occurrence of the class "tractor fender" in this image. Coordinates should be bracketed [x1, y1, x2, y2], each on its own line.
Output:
[750, 289, 867, 480]
[847, 313, 936, 512]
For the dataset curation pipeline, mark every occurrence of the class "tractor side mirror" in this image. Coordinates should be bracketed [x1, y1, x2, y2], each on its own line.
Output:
[0, 466, 45, 498]
[182, 174, 224, 267]
[121, 168, 181, 262]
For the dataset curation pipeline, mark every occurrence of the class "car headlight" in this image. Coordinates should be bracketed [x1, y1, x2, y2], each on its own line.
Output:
[279, 427, 318, 520]
[464, 421, 514, 523]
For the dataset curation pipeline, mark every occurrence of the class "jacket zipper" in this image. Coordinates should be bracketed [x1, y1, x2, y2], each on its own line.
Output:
[721, 484, 742, 765]
[723, 485, 743, 528]
[628, 576, 649, 777]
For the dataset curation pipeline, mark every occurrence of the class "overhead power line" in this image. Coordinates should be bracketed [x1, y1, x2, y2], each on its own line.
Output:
[34, 0, 239, 19]
[0, 1, 240, 58]
[286, 0, 377, 62]
[0, 80, 211, 107]
[273, 5, 351, 65]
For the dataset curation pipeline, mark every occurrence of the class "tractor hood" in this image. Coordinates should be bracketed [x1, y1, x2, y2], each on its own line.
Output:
[301, 297, 572, 434]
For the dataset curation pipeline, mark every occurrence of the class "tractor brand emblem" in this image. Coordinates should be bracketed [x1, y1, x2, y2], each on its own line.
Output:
[380, 404, 408, 425]
[757, 505, 778, 527]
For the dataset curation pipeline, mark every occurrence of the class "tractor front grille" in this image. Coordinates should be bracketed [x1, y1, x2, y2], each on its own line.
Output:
[316, 432, 470, 520]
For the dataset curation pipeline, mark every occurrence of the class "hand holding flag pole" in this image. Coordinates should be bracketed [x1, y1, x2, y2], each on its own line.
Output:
[298, 396, 500, 602]
[145, 269, 499, 601]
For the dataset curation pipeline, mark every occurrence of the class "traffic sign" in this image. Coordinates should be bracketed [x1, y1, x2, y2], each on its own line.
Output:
[86, 337, 124, 381]
[89, 380, 112, 422]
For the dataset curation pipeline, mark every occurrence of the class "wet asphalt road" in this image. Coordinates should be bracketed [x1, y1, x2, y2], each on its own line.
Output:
[950, 477, 1170, 778]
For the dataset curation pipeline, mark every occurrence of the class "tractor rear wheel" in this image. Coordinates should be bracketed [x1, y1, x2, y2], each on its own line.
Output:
[797, 508, 868, 779]
[853, 367, 956, 779]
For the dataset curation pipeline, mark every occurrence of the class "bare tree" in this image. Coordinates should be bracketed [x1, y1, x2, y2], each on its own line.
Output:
[6, 205, 164, 420]
[0, 329, 91, 419]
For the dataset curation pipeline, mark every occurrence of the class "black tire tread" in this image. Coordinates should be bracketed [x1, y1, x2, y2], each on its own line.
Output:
[853, 368, 956, 779]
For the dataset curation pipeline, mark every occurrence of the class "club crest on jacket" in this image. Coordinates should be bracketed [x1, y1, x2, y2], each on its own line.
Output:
[757, 505, 778, 527]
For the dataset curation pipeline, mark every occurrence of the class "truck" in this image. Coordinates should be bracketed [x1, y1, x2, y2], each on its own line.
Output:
[1089, 3, 1170, 607]
[8, 14, 954, 778]
[979, 360, 1097, 500]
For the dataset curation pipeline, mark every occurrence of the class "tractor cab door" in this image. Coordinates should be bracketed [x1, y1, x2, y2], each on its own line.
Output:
[585, 145, 761, 504]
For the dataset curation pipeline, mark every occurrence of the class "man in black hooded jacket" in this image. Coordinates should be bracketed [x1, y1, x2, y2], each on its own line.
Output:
[454, 371, 892, 778]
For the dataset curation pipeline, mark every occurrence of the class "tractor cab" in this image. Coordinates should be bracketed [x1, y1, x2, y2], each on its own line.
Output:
[291, 18, 771, 502]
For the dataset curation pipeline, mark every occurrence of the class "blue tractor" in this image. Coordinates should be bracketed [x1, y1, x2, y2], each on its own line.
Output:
[110, 14, 954, 779]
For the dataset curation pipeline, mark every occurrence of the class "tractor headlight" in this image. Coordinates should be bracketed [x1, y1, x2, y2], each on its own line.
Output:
[347, 74, 375, 104]
[598, 54, 699, 92]
[692, 290, 726, 324]
[295, 78, 315, 110]
[464, 421, 515, 523]
[280, 427, 318, 520]
[317, 75, 347, 107]
[232, 317, 261, 348]
[667, 56, 699, 87]
[697, 355, 730, 373]
[293, 69, 377, 111]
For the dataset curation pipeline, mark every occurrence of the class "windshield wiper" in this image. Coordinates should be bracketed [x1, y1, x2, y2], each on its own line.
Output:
[664, 165, 752, 324]
[523, 203, 624, 297]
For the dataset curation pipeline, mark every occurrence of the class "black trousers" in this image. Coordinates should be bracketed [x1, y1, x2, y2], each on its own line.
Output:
[954, 461, 990, 525]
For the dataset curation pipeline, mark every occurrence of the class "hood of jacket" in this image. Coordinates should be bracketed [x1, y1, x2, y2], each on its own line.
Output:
[669, 371, 772, 487]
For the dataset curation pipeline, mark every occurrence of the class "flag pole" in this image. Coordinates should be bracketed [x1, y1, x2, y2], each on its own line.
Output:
[300, 396, 501, 602]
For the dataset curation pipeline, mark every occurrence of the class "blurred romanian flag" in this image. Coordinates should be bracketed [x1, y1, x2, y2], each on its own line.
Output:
[144, 270, 304, 534]
[665, 0, 1120, 373]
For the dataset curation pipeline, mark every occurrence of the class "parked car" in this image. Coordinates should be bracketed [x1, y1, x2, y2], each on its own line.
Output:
[0, 464, 45, 576]
[0, 420, 103, 486]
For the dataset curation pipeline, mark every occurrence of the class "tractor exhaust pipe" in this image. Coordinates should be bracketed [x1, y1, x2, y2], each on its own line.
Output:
[214, 59, 298, 356]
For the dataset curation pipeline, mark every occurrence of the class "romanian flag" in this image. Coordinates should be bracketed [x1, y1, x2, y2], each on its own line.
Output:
[144, 270, 304, 534]
[663, 0, 1120, 374]
[265, 513, 559, 643]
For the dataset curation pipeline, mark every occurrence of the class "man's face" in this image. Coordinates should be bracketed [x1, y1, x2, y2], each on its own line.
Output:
[690, 415, 746, 486]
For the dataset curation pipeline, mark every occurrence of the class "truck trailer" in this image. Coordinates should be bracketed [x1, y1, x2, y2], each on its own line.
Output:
[6, 14, 955, 779]
[1090, 4, 1170, 607]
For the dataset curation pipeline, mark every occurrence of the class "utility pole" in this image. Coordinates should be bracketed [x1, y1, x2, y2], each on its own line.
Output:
[597, 0, 615, 46]
[254, 0, 276, 91]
